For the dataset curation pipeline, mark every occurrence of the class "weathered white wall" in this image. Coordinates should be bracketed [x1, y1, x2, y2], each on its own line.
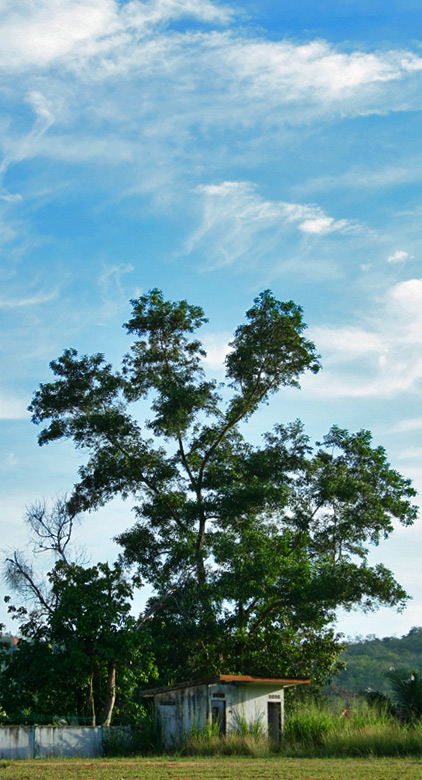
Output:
[0, 726, 104, 759]
[209, 682, 285, 735]
[155, 683, 209, 748]
[34, 726, 103, 758]
[0, 727, 34, 759]
[155, 682, 286, 747]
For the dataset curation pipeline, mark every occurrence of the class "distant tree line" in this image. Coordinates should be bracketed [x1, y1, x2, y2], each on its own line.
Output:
[326, 627, 422, 699]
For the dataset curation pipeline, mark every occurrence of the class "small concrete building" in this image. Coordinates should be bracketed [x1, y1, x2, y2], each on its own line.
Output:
[142, 674, 310, 748]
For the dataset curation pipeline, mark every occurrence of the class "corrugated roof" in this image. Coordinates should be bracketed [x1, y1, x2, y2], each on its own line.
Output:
[141, 674, 310, 696]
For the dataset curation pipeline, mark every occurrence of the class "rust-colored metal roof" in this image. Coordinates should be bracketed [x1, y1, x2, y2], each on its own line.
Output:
[142, 674, 310, 696]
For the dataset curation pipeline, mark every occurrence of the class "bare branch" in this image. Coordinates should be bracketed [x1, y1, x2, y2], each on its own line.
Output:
[4, 552, 54, 615]
[25, 496, 76, 564]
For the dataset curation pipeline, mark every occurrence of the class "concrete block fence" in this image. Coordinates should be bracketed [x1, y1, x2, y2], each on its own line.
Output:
[0, 726, 104, 759]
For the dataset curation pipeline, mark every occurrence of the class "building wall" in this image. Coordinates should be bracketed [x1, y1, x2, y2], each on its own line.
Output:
[208, 682, 285, 736]
[154, 683, 209, 748]
[155, 682, 286, 748]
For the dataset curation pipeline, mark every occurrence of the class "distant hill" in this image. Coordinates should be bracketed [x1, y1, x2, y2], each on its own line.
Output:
[326, 627, 422, 700]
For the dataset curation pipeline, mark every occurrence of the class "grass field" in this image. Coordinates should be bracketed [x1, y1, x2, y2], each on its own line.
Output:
[0, 757, 421, 780]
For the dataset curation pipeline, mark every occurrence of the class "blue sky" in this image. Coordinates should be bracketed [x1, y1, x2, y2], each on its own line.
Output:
[1, 0, 422, 641]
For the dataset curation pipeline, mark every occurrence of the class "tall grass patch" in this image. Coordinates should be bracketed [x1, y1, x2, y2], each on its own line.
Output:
[283, 701, 422, 757]
[178, 715, 270, 757]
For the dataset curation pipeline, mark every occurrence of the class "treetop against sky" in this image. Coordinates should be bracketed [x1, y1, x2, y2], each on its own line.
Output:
[0, 0, 421, 639]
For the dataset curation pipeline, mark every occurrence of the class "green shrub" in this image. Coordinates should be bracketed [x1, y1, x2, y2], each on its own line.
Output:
[102, 714, 162, 756]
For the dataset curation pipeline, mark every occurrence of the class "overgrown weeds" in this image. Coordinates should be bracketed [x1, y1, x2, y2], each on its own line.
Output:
[178, 714, 269, 757]
[178, 702, 422, 758]
[103, 702, 422, 758]
[179, 731, 270, 757]
[282, 701, 422, 757]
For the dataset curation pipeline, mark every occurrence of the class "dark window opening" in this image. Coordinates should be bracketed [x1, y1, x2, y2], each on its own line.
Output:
[267, 701, 281, 743]
[211, 700, 226, 736]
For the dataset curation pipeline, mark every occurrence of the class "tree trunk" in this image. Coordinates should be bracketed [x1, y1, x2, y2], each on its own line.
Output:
[102, 661, 116, 727]
[86, 668, 96, 726]
[195, 513, 207, 584]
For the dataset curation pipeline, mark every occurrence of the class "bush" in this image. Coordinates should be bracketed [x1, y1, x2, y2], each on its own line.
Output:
[102, 714, 162, 756]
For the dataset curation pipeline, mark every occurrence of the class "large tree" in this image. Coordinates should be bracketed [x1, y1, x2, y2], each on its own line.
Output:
[28, 289, 417, 684]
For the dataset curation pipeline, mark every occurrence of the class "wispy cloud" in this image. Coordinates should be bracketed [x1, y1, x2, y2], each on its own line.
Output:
[303, 277, 422, 399]
[97, 262, 135, 319]
[99, 262, 134, 293]
[0, 192, 22, 203]
[391, 418, 422, 433]
[186, 181, 358, 267]
[397, 447, 422, 460]
[0, 0, 232, 71]
[387, 250, 413, 263]
[0, 3, 421, 208]
[0, 290, 59, 309]
[0, 394, 29, 420]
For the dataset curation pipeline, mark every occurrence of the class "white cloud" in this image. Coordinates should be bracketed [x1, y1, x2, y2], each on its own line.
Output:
[312, 327, 385, 360]
[398, 447, 422, 460]
[0, 192, 22, 203]
[0, 290, 58, 309]
[99, 262, 134, 293]
[0, 394, 29, 420]
[387, 250, 413, 263]
[387, 277, 422, 314]
[0, 0, 122, 70]
[392, 418, 422, 433]
[302, 278, 422, 399]
[385, 279, 422, 346]
[0, 5, 421, 193]
[301, 360, 422, 399]
[201, 332, 232, 370]
[299, 216, 351, 235]
[0, 0, 231, 71]
[222, 40, 410, 100]
[187, 181, 357, 267]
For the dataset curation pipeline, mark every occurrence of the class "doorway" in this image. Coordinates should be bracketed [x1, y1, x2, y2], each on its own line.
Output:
[211, 700, 226, 736]
[267, 701, 281, 743]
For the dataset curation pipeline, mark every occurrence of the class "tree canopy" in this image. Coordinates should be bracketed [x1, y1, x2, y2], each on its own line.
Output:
[27, 289, 418, 686]
[2, 501, 154, 726]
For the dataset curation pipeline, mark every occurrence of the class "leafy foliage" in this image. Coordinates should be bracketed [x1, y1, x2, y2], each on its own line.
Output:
[0, 560, 155, 725]
[385, 668, 422, 720]
[27, 289, 417, 686]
